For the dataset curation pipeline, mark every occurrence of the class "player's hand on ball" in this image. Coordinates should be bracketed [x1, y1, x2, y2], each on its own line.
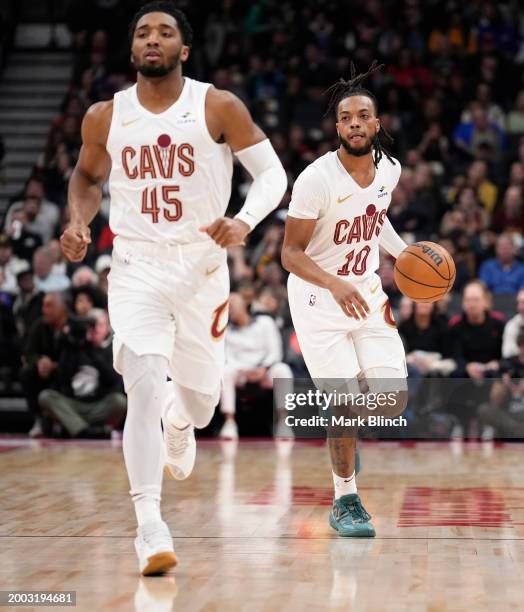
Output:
[327, 277, 369, 319]
[200, 217, 250, 248]
[60, 225, 92, 262]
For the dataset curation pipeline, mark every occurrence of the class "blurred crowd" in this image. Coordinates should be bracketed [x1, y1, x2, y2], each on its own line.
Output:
[1, 0, 524, 439]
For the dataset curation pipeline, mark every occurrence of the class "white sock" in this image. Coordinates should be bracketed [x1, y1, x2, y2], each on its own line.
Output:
[121, 350, 167, 528]
[333, 470, 357, 499]
[134, 497, 162, 526]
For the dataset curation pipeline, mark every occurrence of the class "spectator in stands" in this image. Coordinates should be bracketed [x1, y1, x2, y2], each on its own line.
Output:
[509, 162, 524, 190]
[33, 246, 70, 292]
[449, 281, 503, 376]
[506, 90, 524, 135]
[71, 265, 98, 288]
[466, 160, 498, 215]
[0, 288, 20, 387]
[38, 308, 126, 438]
[229, 246, 254, 284]
[399, 301, 454, 376]
[48, 239, 68, 278]
[439, 236, 471, 291]
[21, 292, 69, 437]
[4, 178, 60, 243]
[479, 234, 524, 294]
[4, 209, 43, 262]
[219, 292, 294, 440]
[453, 102, 505, 160]
[479, 330, 524, 439]
[73, 285, 96, 316]
[502, 288, 524, 359]
[448, 280, 503, 438]
[397, 296, 414, 323]
[0, 234, 21, 296]
[454, 186, 488, 236]
[12, 262, 43, 341]
[491, 186, 524, 235]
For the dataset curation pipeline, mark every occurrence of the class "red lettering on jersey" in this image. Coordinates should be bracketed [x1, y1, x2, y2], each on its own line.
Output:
[178, 143, 195, 177]
[152, 144, 176, 178]
[211, 298, 229, 341]
[382, 299, 396, 328]
[140, 146, 157, 179]
[347, 216, 362, 244]
[363, 211, 379, 240]
[333, 219, 350, 244]
[375, 209, 387, 236]
[122, 146, 138, 179]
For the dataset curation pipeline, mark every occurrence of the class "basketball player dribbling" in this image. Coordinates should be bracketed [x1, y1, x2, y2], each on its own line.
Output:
[60, 1, 287, 575]
[282, 64, 408, 537]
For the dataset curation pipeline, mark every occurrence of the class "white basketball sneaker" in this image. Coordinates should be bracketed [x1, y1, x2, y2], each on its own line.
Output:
[135, 520, 177, 576]
[163, 414, 196, 480]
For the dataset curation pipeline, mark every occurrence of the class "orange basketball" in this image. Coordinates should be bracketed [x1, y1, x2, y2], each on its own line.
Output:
[394, 241, 456, 303]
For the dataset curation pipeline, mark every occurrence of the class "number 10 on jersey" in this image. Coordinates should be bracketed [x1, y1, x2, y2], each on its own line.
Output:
[337, 245, 370, 276]
[141, 186, 182, 223]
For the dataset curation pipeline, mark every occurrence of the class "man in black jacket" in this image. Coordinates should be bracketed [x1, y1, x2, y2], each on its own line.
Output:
[38, 308, 126, 438]
[447, 280, 504, 437]
[21, 291, 68, 437]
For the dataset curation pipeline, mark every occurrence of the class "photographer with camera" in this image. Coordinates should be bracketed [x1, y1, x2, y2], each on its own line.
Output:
[38, 308, 126, 438]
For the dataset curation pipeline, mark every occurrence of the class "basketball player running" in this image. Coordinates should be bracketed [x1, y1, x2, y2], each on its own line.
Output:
[60, 2, 287, 574]
[282, 63, 408, 537]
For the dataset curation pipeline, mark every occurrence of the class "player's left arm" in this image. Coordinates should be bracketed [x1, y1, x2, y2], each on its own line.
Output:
[200, 89, 288, 247]
[380, 217, 408, 259]
[380, 163, 408, 258]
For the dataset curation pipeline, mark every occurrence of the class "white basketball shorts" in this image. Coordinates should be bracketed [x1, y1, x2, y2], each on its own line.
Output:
[287, 272, 406, 380]
[108, 236, 229, 394]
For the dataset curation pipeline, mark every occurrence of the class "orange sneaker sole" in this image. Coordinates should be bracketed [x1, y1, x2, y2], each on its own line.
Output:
[142, 551, 178, 576]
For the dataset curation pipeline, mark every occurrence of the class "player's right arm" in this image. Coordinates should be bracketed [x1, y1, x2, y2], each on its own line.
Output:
[60, 101, 113, 262]
[282, 217, 369, 320]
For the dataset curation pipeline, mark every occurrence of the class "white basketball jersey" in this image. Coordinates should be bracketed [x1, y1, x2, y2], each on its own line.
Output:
[288, 151, 401, 280]
[106, 78, 233, 245]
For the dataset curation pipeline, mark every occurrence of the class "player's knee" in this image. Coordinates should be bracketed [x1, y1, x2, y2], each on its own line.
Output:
[362, 366, 408, 418]
[178, 384, 220, 429]
[120, 346, 168, 394]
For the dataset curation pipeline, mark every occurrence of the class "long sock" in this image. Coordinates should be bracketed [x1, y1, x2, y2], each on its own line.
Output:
[134, 497, 161, 525]
[333, 470, 357, 499]
[121, 350, 167, 527]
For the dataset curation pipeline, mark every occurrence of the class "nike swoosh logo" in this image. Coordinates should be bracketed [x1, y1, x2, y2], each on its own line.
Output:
[370, 282, 380, 294]
[205, 266, 220, 277]
[337, 194, 353, 203]
[122, 118, 140, 127]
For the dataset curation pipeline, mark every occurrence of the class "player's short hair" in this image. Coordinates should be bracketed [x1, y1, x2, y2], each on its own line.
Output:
[128, 1, 194, 46]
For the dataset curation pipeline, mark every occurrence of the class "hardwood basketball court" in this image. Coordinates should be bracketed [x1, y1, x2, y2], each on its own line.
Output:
[1, 438, 523, 611]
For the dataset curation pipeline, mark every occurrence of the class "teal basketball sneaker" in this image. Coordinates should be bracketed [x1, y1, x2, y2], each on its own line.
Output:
[329, 493, 375, 537]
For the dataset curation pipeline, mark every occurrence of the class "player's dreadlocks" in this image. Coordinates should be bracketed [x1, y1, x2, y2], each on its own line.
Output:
[324, 61, 395, 168]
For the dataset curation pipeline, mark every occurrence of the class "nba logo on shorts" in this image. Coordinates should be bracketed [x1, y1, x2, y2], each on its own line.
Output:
[309, 294, 316, 306]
